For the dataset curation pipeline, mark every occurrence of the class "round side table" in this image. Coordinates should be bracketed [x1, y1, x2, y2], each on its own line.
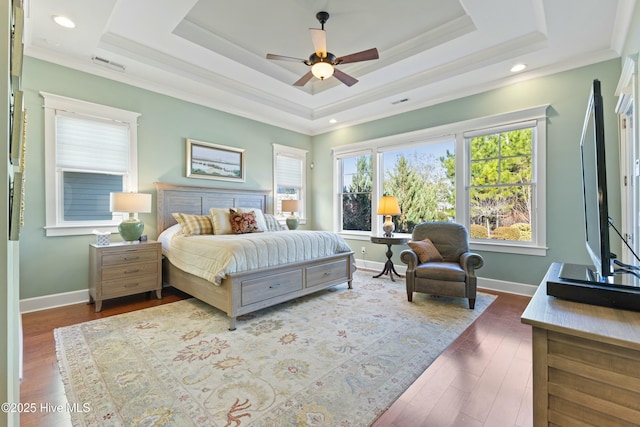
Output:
[370, 235, 409, 281]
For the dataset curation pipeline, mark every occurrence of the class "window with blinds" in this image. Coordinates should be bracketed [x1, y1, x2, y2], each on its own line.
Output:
[56, 113, 129, 221]
[273, 144, 307, 221]
[42, 92, 140, 236]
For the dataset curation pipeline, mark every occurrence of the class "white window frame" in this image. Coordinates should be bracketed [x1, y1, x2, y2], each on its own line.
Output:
[333, 105, 549, 255]
[273, 144, 307, 224]
[333, 148, 374, 237]
[42, 92, 141, 236]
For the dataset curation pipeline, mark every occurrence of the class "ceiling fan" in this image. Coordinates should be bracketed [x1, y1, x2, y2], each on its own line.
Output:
[266, 11, 379, 87]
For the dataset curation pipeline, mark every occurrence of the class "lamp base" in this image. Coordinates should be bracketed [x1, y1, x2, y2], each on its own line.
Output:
[286, 216, 299, 230]
[118, 219, 145, 241]
[382, 215, 395, 237]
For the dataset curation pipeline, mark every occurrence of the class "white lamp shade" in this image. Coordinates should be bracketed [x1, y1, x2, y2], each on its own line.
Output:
[282, 199, 300, 214]
[110, 192, 152, 213]
[311, 62, 334, 80]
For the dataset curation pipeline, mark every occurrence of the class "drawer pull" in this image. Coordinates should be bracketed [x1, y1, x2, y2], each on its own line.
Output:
[124, 269, 140, 274]
[124, 256, 140, 261]
[124, 282, 139, 288]
[269, 283, 281, 289]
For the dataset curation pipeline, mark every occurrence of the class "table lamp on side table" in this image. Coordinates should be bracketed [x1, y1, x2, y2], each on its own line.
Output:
[110, 192, 152, 242]
[282, 199, 301, 230]
[377, 195, 401, 237]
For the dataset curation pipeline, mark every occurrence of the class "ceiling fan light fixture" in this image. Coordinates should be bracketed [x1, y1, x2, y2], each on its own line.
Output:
[311, 61, 334, 80]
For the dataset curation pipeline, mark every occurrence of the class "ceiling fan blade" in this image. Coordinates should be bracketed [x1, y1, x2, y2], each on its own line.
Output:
[309, 29, 327, 58]
[293, 71, 314, 87]
[335, 48, 379, 65]
[266, 53, 307, 63]
[333, 68, 358, 87]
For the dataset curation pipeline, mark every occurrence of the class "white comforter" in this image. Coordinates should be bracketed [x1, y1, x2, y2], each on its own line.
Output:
[159, 227, 352, 285]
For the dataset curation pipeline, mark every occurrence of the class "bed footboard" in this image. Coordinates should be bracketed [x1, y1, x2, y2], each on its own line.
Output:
[163, 252, 356, 330]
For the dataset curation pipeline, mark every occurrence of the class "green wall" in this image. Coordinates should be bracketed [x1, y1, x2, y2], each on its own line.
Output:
[19, 56, 623, 300]
[20, 57, 311, 299]
[312, 59, 622, 287]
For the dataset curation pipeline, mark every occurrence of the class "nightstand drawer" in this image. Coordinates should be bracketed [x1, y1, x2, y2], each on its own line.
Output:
[101, 276, 159, 298]
[101, 261, 159, 281]
[102, 248, 159, 266]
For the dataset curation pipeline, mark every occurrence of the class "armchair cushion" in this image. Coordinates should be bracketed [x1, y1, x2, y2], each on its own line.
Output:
[408, 238, 443, 263]
[415, 262, 466, 282]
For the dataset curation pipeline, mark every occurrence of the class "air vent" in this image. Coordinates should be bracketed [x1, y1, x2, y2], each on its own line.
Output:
[391, 98, 409, 105]
[91, 56, 126, 72]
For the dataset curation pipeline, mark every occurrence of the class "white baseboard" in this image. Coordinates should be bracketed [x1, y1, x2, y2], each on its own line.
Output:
[20, 289, 89, 314]
[354, 258, 537, 297]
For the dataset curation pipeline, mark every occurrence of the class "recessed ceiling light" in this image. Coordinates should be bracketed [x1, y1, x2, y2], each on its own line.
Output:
[511, 63, 526, 73]
[53, 15, 76, 29]
[329, 118, 337, 124]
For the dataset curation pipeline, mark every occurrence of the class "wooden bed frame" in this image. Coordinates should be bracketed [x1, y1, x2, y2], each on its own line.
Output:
[155, 182, 355, 330]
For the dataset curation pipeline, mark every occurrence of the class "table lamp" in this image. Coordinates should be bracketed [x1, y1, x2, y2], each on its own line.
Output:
[110, 192, 152, 242]
[281, 199, 301, 230]
[377, 195, 401, 237]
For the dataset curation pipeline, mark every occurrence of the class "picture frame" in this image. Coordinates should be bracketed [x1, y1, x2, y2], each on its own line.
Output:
[10, 90, 23, 166]
[9, 171, 24, 241]
[11, 5, 24, 79]
[186, 139, 245, 182]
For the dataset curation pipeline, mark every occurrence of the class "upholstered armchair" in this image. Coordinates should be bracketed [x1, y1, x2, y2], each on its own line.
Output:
[400, 222, 483, 309]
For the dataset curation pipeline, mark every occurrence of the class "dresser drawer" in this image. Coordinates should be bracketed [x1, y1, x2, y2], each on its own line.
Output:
[241, 270, 303, 306]
[101, 261, 159, 281]
[102, 248, 159, 266]
[101, 276, 159, 298]
[306, 259, 347, 288]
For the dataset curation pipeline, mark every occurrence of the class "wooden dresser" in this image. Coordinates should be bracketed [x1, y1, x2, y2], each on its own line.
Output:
[521, 262, 640, 426]
[89, 241, 162, 312]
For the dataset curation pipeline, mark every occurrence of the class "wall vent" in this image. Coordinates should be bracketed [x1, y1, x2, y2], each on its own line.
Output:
[391, 98, 409, 105]
[91, 56, 126, 72]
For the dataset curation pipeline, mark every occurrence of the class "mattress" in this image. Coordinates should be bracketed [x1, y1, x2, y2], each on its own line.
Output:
[159, 225, 352, 285]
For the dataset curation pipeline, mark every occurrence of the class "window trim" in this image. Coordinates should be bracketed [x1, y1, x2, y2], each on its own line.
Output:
[333, 105, 549, 255]
[273, 143, 308, 224]
[42, 92, 141, 236]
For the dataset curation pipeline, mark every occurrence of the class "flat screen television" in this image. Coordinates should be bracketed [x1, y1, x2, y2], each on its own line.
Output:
[580, 79, 611, 281]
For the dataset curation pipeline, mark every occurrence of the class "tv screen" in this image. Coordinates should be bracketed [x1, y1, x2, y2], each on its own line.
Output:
[580, 79, 611, 280]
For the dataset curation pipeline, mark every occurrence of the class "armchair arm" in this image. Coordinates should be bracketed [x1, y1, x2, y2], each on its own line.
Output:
[400, 249, 419, 272]
[460, 252, 484, 276]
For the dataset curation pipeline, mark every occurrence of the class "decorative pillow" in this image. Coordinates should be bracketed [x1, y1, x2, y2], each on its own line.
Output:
[408, 238, 444, 263]
[264, 213, 287, 231]
[229, 209, 262, 234]
[210, 207, 268, 234]
[172, 213, 213, 236]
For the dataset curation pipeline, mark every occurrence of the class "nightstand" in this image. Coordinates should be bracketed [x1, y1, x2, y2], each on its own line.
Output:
[89, 240, 162, 312]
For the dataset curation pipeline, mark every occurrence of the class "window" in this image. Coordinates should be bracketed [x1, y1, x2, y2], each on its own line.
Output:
[333, 105, 548, 255]
[42, 92, 140, 236]
[465, 123, 535, 243]
[273, 144, 307, 222]
[337, 152, 372, 233]
[381, 140, 455, 234]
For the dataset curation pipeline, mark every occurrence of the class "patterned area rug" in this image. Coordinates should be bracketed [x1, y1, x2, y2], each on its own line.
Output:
[55, 270, 495, 427]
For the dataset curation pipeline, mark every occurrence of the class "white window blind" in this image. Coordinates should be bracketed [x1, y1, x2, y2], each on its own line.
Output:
[276, 154, 303, 189]
[56, 112, 130, 173]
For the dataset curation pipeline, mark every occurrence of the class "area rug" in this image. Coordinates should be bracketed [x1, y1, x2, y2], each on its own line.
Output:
[55, 270, 495, 427]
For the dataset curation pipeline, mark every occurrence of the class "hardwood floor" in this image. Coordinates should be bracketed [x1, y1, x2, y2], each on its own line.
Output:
[20, 286, 532, 427]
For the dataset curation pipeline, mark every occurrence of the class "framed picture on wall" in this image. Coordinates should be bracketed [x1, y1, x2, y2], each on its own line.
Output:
[11, 5, 24, 79]
[9, 171, 24, 241]
[186, 139, 245, 182]
[10, 90, 23, 166]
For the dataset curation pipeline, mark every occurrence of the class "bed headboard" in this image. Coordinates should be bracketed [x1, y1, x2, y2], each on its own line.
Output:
[155, 182, 270, 235]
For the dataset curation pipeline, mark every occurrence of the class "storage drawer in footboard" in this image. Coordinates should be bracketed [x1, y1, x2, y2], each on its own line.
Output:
[241, 270, 303, 306]
[305, 259, 348, 288]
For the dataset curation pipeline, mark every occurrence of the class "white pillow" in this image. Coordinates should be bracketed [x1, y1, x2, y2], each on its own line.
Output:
[209, 207, 268, 234]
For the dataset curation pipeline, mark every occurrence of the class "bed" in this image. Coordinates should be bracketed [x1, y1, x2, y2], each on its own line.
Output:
[155, 182, 355, 330]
